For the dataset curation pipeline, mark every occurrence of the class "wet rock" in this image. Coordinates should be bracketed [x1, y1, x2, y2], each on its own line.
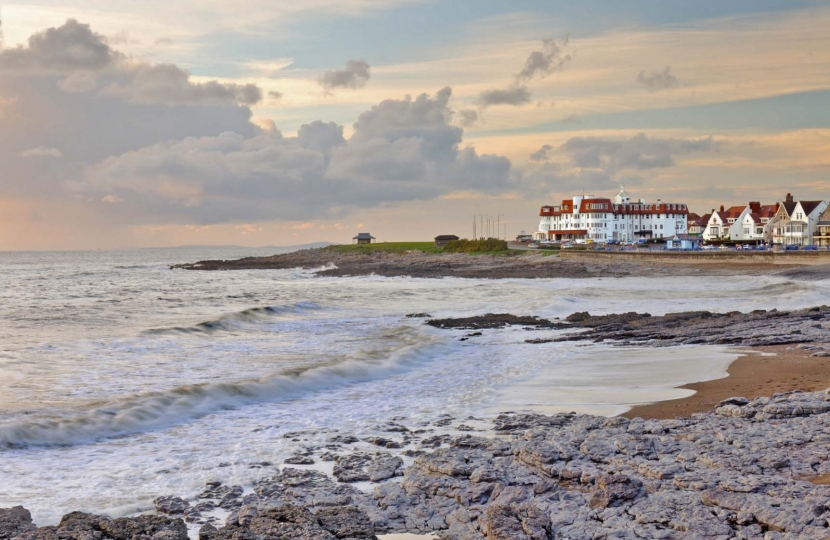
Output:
[362, 437, 402, 449]
[0, 507, 36, 540]
[10, 512, 188, 540]
[153, 497, 190, 516]
[284, 455, 316, 465]
[330, 435, 359, 445]
[425, 314, 564, 330]
[333, 453, 403, 483]
[315, 507, 377, 539]
[478, 503, 553, 540]
[525, 307, 830, 348]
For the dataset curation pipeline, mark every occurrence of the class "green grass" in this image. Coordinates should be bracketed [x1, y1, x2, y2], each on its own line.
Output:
[323, 240, 515, 256]
[324, 242, 442, 254]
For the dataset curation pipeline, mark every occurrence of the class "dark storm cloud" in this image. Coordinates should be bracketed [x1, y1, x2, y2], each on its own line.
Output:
[319, 59, 371, 91]
[637, 66, 680, 91]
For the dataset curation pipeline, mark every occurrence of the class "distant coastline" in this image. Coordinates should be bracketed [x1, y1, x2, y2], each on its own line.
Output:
[171, 243, 830, 280]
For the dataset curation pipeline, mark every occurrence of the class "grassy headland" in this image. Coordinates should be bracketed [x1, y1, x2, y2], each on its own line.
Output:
[323, 239, 512, 256]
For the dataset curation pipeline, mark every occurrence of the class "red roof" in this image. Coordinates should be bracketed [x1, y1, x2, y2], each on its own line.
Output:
[547, 229, 588, 235]
[540, 198, 689, 217]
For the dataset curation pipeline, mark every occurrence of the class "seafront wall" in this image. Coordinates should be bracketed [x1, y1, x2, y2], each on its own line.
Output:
[558, 249, 830, 265]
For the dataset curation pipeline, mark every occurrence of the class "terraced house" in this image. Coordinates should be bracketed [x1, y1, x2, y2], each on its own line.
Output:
[769, 194, 827, 246]
[701, 205, 745, 241]
[536, 185, 689, 243]
[702, 202, 779, 242]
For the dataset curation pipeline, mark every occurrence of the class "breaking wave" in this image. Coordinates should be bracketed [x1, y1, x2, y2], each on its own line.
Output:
[144, 301, 323, 335]
[0, 327, 444, 449]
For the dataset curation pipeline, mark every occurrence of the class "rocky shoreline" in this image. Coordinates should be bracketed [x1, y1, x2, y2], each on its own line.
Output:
[170, 247, 814, 280]
[424, 305, 830, 349]
[4, 307, 830, 540]
[4, 388, 829, 539]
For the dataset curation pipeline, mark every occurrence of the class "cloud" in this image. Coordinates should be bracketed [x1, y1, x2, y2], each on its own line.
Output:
[268, 90, 284, 102]
[98, 63, 262, 106]
[0, 19, 262, 107]
[19, 147, 63, 158]
[637, 66, 680, 91]
[478, 85, 531, 108]
[80, 88, 514, 224]
[529, 144, 552, 162]
[0, 19, 117, 73]
[517, 37, 572, 81]
[235, 224, 263, 234]
[245, 59, 294, 75]
[319, 59, 371, 92]
[101, 194, 123, 203]
[560, 133, 719, 172]
[457, 109, 478, 127]
[523, 163, 621, 194]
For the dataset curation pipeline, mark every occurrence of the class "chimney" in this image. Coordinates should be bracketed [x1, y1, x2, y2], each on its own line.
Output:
[749, 201, 761, 213]
[719, 205, 725, 212]
[786, 193, 794, 203]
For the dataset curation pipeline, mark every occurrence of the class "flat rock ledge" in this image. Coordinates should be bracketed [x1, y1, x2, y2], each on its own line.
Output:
[5, 390, 830, 540]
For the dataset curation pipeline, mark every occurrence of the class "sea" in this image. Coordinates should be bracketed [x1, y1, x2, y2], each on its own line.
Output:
[2, 246, 829, 526]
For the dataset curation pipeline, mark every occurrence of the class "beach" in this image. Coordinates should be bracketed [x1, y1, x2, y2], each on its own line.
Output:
[623, 345, 830, 419]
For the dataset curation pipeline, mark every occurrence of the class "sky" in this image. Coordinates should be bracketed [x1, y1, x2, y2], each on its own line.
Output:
[1, 0, 829, 250]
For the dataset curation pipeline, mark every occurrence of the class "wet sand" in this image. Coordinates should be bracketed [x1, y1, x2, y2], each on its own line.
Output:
[622, 344, 830, 420]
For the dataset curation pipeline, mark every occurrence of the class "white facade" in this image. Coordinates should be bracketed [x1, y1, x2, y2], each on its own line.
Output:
[769, 195, 828, 246]
[537, 186, 690, 243]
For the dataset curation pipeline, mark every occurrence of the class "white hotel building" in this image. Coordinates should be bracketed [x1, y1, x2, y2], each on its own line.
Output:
[535, 186, 690, 242]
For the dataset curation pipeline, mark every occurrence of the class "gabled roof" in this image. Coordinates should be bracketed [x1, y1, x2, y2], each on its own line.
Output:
[800, 200, 824, 216]
[353, 233, 375, 240]
[758, 203, 779, 218]
[783, 200, 797, 216]
[724, 206, 747, 218]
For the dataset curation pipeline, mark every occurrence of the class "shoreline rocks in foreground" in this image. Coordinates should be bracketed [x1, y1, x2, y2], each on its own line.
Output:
[6, 306, 830, 539]
[4, 389, 830, 539]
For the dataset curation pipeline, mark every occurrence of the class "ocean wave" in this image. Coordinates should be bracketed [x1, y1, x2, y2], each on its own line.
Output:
[144, 301, 323, 335]
[0, 326, 444, 449]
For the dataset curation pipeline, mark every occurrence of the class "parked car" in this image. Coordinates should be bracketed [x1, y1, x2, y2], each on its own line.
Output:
[607, 239, 618, 245]
[561, 242, 574, 249]
[527, 242, 539, 249]
[803, 245, 818, 251]
[574, 239, 587, 245]
[786, 244, 800, 251]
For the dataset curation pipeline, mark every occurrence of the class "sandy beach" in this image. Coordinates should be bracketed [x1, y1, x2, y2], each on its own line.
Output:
[622, 345, 830, 420]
